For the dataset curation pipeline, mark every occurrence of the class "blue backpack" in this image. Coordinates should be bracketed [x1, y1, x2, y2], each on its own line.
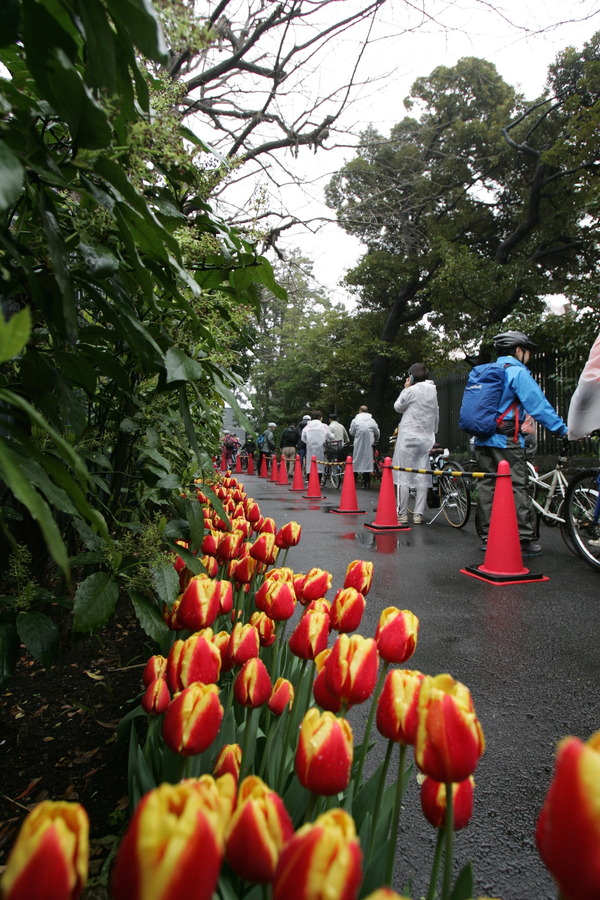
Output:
[459, 363, 518, 439]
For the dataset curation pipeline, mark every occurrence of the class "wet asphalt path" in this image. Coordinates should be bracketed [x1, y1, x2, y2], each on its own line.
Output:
[238, 469, 600, 900]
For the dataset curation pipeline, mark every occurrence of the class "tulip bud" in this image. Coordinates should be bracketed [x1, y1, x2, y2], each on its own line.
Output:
[202, 555, 219, 578]
[141, 677, 171, 716]
[244, 498, 262, 523]
[298, 567, 332, 603]
[295, 708, 353, 795]
[288, 609, 330, 660]
[142, 654, 167, 687]
[231, 554, 258, 585]
[420, 775, 475, 830]
[175, 575, 220, 631]
[162, 683, 224, 756]
[225, 622, 260, 669]
[215, 530, 245, 562]
[1, 801, 89, 900]
[166, 631, 221, 692]
[415, 674, 485, 783]
[234, 657, 272, 708]
[343, 559, 374, 595]
[249, 532, 277, 564]
[111, 779, 227, 900]
[213, 743, 242, 786]
[250, 611, 277, 647]
[375, 607, 419, 664]
[376, 669, 424, 746]
[225, 776, 294, 883]
[363, 891, 412, 900]
[269, 677, 295, 716]
[258, 516, 277, 534]
[255, 577, 296, 621]
[536, 729, 600, 900]
[201, 532, 219, 556]
[330, 587, 366, 633]
[305, 598, 331, 617]
[273, 809, 362, 900]
[275, 521, 302, 549]
[324, 634, 379, 709]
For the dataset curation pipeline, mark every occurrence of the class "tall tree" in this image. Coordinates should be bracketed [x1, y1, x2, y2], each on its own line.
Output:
[326, 44, 600, 419]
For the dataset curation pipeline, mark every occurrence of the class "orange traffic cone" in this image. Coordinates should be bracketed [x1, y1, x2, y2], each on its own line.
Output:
[461, 460, 548, 584]
[235, 454, 243, 474]
[365, 457, 410, 532]
[278, 456, 289, 486]
[269, 455, 279, 482]
[303, 456, 325, 499]
[220, 451, 227, 472]
[247, 453, 255, 475]
[289, 455, 305, 492]
[331, 457, 366, 514]
[259, 454, 268, 478]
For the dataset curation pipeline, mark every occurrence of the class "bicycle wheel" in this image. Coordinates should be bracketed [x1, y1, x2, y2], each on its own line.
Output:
[564, 468, 600, 573]
[330, 464, 342, 490]
[557, 500, 581, 557]
[439, 463, 471, 528]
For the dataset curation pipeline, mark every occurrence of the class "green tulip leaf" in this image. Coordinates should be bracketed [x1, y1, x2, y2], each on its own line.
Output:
[73, 572, 119, 633]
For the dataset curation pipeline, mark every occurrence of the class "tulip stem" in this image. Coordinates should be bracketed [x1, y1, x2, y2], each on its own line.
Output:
[384, 742, 407, 885]
[355, 660, 390, 786]
[426, 828, 445, 900]
[304, 790, 319, 824]
[441, 782, 454, 900]
[369, 738, 394, 856]
[239, 706, 259, 781]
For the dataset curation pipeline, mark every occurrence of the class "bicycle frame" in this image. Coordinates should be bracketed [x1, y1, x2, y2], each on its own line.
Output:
[528, 459, 569, 524]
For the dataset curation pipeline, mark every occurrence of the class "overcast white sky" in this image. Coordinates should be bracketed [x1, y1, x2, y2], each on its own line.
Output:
[270, 0, 600, 306]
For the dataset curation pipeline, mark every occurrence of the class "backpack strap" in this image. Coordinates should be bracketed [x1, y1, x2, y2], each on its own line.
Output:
[496, 364, 519, 442]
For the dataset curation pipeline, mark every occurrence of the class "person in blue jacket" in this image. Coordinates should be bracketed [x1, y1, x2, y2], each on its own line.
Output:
[475, 331, 568, 556]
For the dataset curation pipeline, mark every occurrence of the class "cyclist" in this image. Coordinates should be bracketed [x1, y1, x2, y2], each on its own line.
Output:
[475, 331, 568, 557]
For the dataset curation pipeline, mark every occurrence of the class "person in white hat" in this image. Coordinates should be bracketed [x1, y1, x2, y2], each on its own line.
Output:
[297, 414, 311, 471]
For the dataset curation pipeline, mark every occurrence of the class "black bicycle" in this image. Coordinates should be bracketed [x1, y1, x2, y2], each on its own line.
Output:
[406, 445, 471, 528]
[563, 467, 600, 573]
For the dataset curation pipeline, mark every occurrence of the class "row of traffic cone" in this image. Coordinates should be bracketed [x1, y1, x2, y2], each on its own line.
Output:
[241, 449, 547, 585]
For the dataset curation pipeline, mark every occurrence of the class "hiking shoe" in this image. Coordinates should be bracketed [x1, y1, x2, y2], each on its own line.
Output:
[412, 515, 424, 525]
[398, 513, 409, 525]
[521, 540, 542, 557]
[588, 536, 600, 547]
[479, 540, 488, 552]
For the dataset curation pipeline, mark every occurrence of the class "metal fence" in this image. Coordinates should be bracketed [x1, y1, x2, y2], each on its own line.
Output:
[435, 351, 591, 456]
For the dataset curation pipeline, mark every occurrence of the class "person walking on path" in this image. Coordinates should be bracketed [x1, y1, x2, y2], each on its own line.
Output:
[297, 414, 311, 472]
[392, 363, 439, 525]
[301, 411, 335, 484]
[568, 330, 600, 440]
[259, 422, 277, 470]
[280, 422, 300, 476]
[349, 405, 380, 488]
[475, 331, 568, 557]
[327, 413, 349, 448]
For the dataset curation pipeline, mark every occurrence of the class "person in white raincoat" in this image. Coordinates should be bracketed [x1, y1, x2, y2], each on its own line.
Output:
[301, 411, 335, 480]
[349, 406, 380, 487]
[392, 363, 439, 524]
[568, 331, 600, 440]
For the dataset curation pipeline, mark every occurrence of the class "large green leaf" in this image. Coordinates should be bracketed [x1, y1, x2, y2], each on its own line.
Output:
[129, 589, 169, 644]
[0, 306, 31, 363]
[0, 623, 19, 687]
[16, 611, 59, 669]
[0, 140, 24, 211]
[165, 348, 205, 384]
[104, 0, 168, 63]
[0, 439, 69, 576]
[73, 571, 119, 632]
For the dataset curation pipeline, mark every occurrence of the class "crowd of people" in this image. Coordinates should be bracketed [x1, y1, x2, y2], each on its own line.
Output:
[230, 327, 600, 557]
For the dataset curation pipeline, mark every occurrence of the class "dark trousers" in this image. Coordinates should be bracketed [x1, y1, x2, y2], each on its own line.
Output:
[476, 444, 536, 541]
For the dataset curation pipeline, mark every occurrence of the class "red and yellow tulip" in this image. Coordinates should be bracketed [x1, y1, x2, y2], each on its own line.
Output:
[375, 607, 419, 664]
[329, 587, 366, 633]
[1, 800, 89, 900]
[535, 729, 600, 900]
[343, 559, 374, 595]
[288, 608, 330, 660]
[420, 775, 475, 830]
[272, 809, 362, 900]
[225, 775, 294, 883]
[295, 708, 353, 795]
[323, 634, 379, 708]
[234, 657, 272, 708]
[415, 674, 485, 783]
[162, 682, 224, 756]
[166, 631, 221, 692]
[376, 669, 424, 746]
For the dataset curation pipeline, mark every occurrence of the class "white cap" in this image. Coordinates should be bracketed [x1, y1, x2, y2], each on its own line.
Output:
[268, 422, 276, 428]
[303, 414, 310, 420]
